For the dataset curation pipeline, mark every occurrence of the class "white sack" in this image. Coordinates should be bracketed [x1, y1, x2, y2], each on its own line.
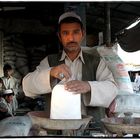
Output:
[97, 43, 133, 94]
[50, 84, 81, 119]
[0, 115, 32, 136]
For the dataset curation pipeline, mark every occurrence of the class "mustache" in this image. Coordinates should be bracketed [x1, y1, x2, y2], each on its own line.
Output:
[66, 42, 78, 45]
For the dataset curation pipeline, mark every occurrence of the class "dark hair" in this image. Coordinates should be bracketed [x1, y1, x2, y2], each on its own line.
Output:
[3, 64, 12, 72]
[2, 93, 14, 98]
[58, 17, 84, 32]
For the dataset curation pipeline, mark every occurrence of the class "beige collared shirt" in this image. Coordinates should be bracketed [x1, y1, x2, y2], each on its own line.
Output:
[60, 50, 84, 81]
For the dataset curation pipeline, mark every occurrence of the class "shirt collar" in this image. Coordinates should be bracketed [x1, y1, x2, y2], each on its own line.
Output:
[59, 49, 85, 64]
[5, 76, 11, 79]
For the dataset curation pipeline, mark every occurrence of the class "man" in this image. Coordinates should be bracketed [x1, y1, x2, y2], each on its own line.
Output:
[23, 12, 118, 119]
[0, 89, 14, 120]
[1, 64, 19, 113]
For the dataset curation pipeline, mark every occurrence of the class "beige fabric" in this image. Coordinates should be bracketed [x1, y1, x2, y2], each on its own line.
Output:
[1, 76, 19, 95]
[60, 50, 83, 80]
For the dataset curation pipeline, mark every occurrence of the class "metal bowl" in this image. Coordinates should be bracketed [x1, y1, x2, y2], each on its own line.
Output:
[101, 117, 140, 136]
[28, 111, 92, 130]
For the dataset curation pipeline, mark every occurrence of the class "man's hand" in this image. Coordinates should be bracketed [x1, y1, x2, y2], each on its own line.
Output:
[64, 80, 91, 94]
[105, 99, 116, 118]
[50, 64, 72, 80]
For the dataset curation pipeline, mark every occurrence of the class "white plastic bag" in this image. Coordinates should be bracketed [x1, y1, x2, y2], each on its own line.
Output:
[0, 115, 32, 136]
[50, 84, 81, 119]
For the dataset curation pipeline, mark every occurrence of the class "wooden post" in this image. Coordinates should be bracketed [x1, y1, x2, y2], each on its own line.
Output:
[77, 3, 86, 46]
[105, 3, 111, 47]
[0, 30, 4, 77]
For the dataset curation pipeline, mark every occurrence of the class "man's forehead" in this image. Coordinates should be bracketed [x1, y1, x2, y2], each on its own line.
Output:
[60, 22, 82, 30]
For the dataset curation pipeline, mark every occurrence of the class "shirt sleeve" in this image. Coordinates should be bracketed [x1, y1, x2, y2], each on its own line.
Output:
[22, 56, 52, 98]
[83, 59, 118, 108]
[0, 99, 8, 111]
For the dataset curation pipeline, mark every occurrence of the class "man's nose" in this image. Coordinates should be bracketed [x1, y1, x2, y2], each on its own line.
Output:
[68, 33, 74, 41]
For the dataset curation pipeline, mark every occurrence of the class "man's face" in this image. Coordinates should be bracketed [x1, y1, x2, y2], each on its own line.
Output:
[58, 22, 84, 53]
[5, 69, 13, 77]
[5, 95, 13, 103]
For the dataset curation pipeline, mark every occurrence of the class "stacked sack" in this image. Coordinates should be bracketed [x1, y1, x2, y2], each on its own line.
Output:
[26, 44, 47, 72]
[3, 34, 29, 79]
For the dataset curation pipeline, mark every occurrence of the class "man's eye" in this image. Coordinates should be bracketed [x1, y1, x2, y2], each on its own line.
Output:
[74, 30, 80, 34]
[62, 32, 68, 35]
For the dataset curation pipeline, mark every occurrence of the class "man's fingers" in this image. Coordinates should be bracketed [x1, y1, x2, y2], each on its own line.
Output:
[50, 64, 72, 80]
[62, 64, 72, 78]
[64, 80, 91, 94]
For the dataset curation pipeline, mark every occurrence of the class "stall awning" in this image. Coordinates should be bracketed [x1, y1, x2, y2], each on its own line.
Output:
[117, 44, 140, 71]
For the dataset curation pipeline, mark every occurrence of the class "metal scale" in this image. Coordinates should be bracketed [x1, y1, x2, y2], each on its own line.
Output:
[28, 111, 92, 136]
